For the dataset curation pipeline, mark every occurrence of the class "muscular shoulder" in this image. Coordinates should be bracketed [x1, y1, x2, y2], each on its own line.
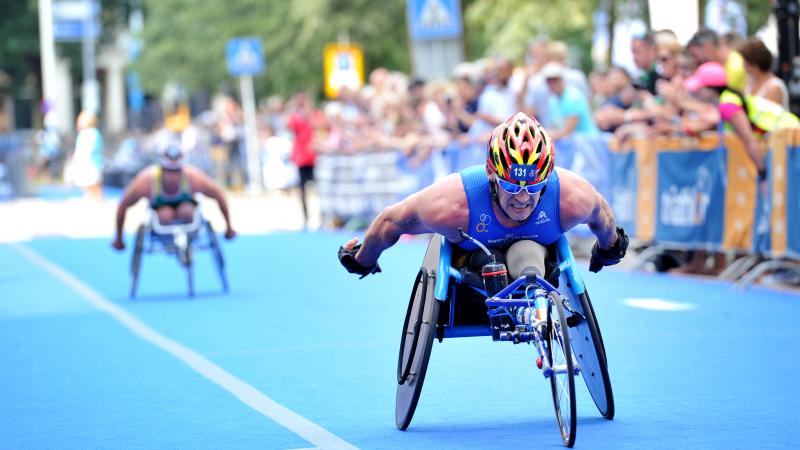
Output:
[131, 166, 156, 189]
[183, 165, 211, 191]
[556, 167, 599, 230]
[406, 173, 468, 235]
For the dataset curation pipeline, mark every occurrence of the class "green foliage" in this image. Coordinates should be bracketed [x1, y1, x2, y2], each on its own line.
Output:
[463, 0, 601, 70]
[0, 0, 40, 96]
[134, 0, 409, 100]
[742, 0, 772, 35]
[699, 0, 773, 35]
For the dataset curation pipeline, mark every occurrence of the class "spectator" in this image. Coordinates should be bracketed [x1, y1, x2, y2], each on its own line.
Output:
[631, 32, 660, 95]
[542, 63, 599, 140]
[547, 41, 591, 100]
[519, 38, 552, 126]
[34, 107, 62, 183]
[67, 111, 104, 201]
[473, 57, 518, 137]
[288, 92, 318, 227]
[687, 27, 747, 92]
[593, 67, 638, 132]
[215, 95, 245, 189]
[450, 75, 479, 135]
[737, 37, 789, 109]
[684, 61, 800, 177]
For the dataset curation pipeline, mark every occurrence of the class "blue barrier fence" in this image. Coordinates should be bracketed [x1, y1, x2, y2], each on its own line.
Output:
[316, 131, 798, 263]
[0, 132, 28, 200]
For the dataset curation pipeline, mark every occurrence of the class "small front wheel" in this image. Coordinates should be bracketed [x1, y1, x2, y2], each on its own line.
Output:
[547, 291, 577, 447]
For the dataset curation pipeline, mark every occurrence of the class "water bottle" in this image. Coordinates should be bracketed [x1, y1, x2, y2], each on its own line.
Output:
[533, 289, 548, 322]
[482, 261, 508, 297]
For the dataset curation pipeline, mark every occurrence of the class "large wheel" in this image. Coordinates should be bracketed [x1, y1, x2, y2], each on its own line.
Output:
[396, 235, 441, 431]
[205, 221, 228, 293]
[547, 292, 577, 448]
[129, 224, 146, 299]
[559, 272, 614, 419]
[180, 244, 194, 297]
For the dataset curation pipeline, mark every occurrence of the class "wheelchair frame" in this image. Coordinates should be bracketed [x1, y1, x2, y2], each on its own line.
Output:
[396, 234, 614, 445]
[129, 205, 228, 298]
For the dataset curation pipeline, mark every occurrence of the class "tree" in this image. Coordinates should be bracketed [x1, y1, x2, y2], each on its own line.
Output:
[134, 0, 410, 100]
[0, 0, 41, 98]
[463, 0, 602, 70]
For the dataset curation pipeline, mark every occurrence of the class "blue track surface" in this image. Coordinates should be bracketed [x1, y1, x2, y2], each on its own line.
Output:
[1, 232, 798, 449]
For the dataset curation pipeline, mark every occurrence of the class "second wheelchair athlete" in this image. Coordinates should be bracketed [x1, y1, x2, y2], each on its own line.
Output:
[111, 141, 236, 251]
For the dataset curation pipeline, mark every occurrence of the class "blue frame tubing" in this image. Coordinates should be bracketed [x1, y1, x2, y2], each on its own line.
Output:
[434, 234, 614, 419]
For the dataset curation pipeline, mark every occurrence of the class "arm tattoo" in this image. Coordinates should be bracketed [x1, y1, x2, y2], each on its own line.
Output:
[389, 217, 420, 229]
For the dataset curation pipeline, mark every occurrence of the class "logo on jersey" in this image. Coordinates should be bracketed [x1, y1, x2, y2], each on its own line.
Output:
[476, 213, 491, 233]
[535, 210, 550, 225]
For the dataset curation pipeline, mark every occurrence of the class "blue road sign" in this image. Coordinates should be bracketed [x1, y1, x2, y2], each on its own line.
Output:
[53, 19, 100, 41]
[407, 0, 463, 41]
[226, 38, 265, 77]
[52, 0, 100, 41]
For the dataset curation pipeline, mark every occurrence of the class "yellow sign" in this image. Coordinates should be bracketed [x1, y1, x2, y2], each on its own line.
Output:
[323, 43, 364, 99]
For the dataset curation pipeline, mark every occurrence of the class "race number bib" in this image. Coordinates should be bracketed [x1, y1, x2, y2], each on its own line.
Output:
[510, 164, 539, 182]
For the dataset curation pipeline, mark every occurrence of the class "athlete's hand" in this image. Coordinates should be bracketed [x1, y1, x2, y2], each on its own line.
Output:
[224, 227, 236, 240]
[338, 238, 381, 279]
[111, 237, 125, 251]
[589, 227, 629, 273]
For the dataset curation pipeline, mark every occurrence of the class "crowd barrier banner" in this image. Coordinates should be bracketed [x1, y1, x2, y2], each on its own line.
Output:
[315, 150, 441, 224]
[655, 136, 726, 246]
[609, 137, 657, 242]
[317, 131, 775, 255]
[610, 133, 758, 250]
[608, 139, 638, 239]
[0, 132, 28, 199]
[767, 129, 800, 258]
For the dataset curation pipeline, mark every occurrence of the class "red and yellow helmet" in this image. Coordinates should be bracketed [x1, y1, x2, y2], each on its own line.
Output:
[486, 112, 555, 185]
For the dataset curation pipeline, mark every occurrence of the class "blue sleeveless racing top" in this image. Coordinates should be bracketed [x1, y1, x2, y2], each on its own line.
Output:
[457, 165, 563, 251]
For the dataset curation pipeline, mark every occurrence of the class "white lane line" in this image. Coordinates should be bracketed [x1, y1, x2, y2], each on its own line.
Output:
[11, 243, 357, 450]
[623, 298, 696, 311]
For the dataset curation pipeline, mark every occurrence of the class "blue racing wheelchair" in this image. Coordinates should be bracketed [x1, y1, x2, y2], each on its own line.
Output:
[396, 232, 613, 447]
[129, 205, 228, 298]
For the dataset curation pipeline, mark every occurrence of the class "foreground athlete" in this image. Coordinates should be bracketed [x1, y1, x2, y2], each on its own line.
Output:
[111, 142, 236, 251]
[338, 112, 628, 278]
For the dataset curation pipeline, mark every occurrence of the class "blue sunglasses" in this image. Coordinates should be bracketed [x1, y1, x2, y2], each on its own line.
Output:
[496, 177, 546, 195]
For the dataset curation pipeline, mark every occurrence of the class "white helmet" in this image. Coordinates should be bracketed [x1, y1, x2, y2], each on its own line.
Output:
[160, 140, 184, 170]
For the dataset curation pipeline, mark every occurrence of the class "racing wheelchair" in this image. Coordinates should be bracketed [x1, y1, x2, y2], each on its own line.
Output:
[129, 204, 228, 298]
[396, 231, 613, 447]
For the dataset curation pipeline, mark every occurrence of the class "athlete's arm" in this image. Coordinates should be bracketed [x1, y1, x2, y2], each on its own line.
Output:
[112, 170, 151, 249]
[557, 168, 618, 249]
[188, 166, 235, 238]
[348, 174, 467, 266]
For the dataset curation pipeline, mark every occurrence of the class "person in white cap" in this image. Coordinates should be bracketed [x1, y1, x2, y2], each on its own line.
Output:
[541, 62, 599, 141]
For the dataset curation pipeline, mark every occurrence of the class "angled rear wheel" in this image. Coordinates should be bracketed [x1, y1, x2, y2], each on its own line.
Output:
[205, 221, 228, 293]
[130, 224, 146, 299]
[396, 235, 441, 431]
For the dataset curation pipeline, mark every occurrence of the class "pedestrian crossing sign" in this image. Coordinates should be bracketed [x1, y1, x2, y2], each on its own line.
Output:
[407, 0, 463, 41]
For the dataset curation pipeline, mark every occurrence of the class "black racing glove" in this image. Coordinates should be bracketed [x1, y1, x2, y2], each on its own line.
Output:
[338, 243, 382, 279]
[589, 227, 629, 273]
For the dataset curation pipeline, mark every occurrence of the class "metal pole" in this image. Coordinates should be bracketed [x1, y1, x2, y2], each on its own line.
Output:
[38, 0, 57, 109]
[81, 0, 98, 113]
[239, 75, 262, 193]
